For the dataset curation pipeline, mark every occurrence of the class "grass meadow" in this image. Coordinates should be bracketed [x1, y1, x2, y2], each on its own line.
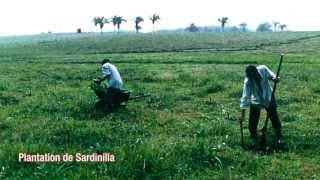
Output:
[0, 32, 320, 179]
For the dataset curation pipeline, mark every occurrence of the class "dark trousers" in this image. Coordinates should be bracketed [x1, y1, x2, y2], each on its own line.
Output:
[249, 97, 282, 140]
[94, 86, 122, 109]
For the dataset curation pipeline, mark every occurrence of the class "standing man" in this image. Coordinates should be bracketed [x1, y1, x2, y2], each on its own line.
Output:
[239, 65, 283, 149]
[93, 58, 124, 109]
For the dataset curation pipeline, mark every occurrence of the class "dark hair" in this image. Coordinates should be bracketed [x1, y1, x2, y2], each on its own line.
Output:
[245, 65, 257, 78]
[101, 58, 111, 65]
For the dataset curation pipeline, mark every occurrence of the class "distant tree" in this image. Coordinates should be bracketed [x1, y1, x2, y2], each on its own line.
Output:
[273, 21, 279, 32]
[111, 16, 118, 33]
[279, 24, 287, 31]
[111, 16, 127, 33]
[185, 23, 199, 32]
[256, 22, 272, 32]
[116, 16, 126, 33]
[218, 17, 229, 32]
[239, 23, 248, 32]
[93, 16, 109, 34]
[230, 26, 240, 32]
[150, 14, 160, 32]
[134, 16, 144, 33]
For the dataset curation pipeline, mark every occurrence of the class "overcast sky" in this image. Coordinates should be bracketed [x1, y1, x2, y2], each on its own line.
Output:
[0, 0, 319, 36]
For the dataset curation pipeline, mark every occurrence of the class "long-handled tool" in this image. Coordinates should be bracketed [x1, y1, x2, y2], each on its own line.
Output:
[129, 94, 150, 100]
[260, 54, 284, 148]
[240, 115, 244, 147]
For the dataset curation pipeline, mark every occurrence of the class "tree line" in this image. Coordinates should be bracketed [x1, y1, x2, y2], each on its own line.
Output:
[186, 17, 287, 33]
[92, 14, 160, 34]
[90, 14, 287, 34]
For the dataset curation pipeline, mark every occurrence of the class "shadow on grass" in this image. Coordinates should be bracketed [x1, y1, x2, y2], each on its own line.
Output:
[69, 100, 129, 120]
[0, 93, 20, 106]
[286, 130, 320, 154]
[241, 128, 320, 155]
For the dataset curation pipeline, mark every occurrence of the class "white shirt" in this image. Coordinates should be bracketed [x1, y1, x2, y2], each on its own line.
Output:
[102, 62, 123, 89]
[240, 65, 276, 109]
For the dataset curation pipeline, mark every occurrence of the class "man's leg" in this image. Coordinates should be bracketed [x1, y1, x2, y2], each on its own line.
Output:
[249, 105, 261, 141]
[106, 87, 122, 109]
[91, 82, 108, 104]
[267, 97, 282, 141]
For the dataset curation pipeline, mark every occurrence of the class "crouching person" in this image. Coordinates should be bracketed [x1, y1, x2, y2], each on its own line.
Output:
[92, 58, 126, 110]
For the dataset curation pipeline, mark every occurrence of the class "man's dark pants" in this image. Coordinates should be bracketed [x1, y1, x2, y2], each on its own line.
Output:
[94, 86, 122, 109]
[249, 97, 282, 140]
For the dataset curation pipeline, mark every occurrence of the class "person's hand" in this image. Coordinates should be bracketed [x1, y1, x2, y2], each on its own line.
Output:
[273, 77, 280, 83]
[93, 78, 102, 84]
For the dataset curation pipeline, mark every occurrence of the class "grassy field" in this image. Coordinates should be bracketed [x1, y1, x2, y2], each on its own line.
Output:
[0, 32, 320, 179]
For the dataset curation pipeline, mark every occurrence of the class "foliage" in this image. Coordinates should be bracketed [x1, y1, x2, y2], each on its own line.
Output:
[185, 23, 199, 32]
[134, 16, 144, 33]
[218, 17, 229, 32]
[256, 22, 272, 32]
[239, 23, 248, 32]
[111, 16, 127, 33]
[93, 17, 109, 33]
[279, 24, 287, 31]
[150, 14, 160, 32]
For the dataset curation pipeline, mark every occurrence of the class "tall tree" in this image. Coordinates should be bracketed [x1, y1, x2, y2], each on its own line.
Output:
[111, 16, 127, 33]
[116, 16, 126, 33]
[150, 14, 160, 33]
[111, 16, 118, 33]
[218, 17, 229, 32]
[239, 23, 248, 32]
[273, 21, 279, 32]
[279, 24, 287, 31]
[134, 16, 144, 33]
[93, 16, 109, 34]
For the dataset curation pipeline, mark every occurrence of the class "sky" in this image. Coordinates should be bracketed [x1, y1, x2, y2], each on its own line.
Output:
[0, 0, 319, 36]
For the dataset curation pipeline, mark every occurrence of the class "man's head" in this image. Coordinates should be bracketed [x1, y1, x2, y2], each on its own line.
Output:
[245, 65, 259, 79]
[101, 58, 111, 65]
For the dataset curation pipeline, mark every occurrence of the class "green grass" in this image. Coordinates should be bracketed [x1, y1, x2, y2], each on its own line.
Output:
[0, 32, 320, 179]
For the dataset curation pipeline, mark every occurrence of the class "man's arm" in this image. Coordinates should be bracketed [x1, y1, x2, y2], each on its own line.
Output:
[239, 79, 249, 147]
[239, 79, 250, 124]
[264, 65, 280, 82]
[240, 78, 250, 109]
[95, 74, 110, 83]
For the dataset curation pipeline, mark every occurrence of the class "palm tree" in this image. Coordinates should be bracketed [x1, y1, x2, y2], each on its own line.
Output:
[111, 16, 118, 33]
[93, 16, 109, 34]
[218, 17, 229, 32]
[273, 21, 279, 32]
[239, 23, 248, 32]
[279, 24, 287, 31]
[116, 16, 127, 33]
[111, 16, 127, 33]
[150, 14, 160, 33]
[134, 16, 144, 33]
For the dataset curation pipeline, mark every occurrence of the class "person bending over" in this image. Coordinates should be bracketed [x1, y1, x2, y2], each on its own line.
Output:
[240, 65, 284, 149]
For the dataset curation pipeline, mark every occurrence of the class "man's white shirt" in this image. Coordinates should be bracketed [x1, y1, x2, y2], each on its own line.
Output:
[102, 63, 123, 89]
[240, 65, 276, 109]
